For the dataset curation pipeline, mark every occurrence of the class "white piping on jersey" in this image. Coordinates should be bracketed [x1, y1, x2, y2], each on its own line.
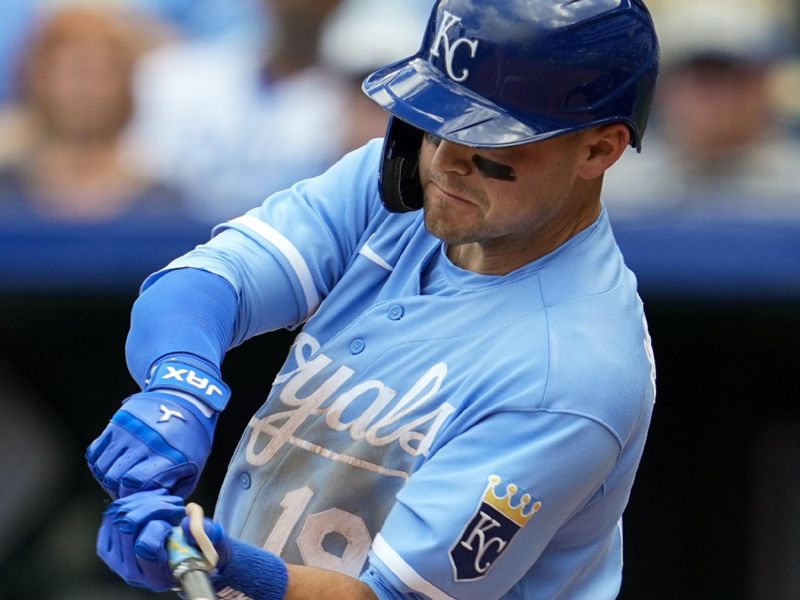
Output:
[359, 236, 394, 272]
[247, 416, 410, 479]
[229, 215, 321, 316]
[372, 534, 456, 600]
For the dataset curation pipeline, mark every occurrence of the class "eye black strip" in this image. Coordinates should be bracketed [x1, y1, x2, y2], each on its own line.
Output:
[472, 154, 516, 182]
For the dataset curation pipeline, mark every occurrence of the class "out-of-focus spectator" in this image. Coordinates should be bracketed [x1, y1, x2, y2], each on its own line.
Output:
[319, 0, 430, 154]
[126, 0, 350, 223]
[0, 0, 187, 106]
[0, 6, 184, 223]
[602, 1, 800, 220]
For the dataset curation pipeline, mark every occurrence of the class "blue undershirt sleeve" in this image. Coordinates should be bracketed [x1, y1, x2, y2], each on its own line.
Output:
[125, 268, 238, 387]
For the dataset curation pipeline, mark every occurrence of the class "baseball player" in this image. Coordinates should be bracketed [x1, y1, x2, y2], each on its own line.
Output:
[87, 1, 659, 599]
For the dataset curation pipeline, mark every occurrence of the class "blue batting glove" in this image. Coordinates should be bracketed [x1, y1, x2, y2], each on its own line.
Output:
[97, 489, 187, 592]
[86, 355, 231, 499]
[178, 514, 232, 572]
[102, 494, 288, 600]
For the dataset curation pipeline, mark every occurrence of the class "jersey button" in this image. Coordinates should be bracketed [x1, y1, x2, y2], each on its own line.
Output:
[239, 471, 252, 489]
[387, 305, 404, 320]
[349, 339, 365, 354]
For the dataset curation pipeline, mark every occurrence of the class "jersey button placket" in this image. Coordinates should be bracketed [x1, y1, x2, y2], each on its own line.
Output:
[349, 339, 365, 354]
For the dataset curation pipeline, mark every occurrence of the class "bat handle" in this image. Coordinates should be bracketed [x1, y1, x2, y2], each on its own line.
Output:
[168, 525, 218, 600]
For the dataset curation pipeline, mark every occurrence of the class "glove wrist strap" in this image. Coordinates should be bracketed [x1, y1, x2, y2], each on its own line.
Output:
[144, 354, 231, 412]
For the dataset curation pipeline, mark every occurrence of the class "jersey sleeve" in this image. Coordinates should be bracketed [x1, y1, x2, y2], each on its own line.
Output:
[361, 409, 622, 600]
[143, 139, 386, 345]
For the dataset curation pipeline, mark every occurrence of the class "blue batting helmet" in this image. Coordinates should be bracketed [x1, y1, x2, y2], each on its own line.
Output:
[363, 0, 660, 212]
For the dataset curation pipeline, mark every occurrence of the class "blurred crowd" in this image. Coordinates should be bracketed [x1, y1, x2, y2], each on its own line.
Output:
[603, 0, 800, 221]
[1, 0, 800, 598]
[0, 0, 433, 225]
[0, 0, 799, 226]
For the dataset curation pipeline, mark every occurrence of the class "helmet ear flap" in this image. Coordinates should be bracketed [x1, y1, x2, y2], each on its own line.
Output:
[379, 117, 424, 213]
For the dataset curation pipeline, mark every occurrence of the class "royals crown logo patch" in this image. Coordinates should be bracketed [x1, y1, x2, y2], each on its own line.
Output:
[450, 474, 542, 581]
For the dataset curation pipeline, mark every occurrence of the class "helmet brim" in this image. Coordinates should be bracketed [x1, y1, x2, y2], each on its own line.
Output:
[363, 57, 579, 149]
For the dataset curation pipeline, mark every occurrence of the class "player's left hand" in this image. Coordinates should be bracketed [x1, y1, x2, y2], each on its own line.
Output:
[97, 489, 232, 593]
[97, 489, 187, 592]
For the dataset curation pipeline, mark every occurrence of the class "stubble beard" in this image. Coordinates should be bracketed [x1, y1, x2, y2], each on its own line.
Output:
[423, 195, 484, 246]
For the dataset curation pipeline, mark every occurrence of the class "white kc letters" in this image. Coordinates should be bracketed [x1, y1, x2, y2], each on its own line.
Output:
[429, 10, 479, 82]
[460, 511, 508, 575]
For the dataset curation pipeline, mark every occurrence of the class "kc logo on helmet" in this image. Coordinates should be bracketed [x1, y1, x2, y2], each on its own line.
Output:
[450, 475, 541, 581]
[429, 10, 479, 82]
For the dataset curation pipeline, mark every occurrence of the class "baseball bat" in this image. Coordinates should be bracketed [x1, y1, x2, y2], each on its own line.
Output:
[167, 503, 219, 600]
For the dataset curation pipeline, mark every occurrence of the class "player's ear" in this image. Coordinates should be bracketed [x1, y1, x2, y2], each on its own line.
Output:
[576, 123, 630, 180]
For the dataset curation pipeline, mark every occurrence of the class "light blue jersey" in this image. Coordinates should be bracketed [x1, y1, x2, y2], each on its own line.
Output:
[153, 139, 656, 599]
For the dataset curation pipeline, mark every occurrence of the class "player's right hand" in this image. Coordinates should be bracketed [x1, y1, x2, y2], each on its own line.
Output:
[97, 489, 188, 592]
[97, 490, 232, 593]
[86, 355, 230, 499]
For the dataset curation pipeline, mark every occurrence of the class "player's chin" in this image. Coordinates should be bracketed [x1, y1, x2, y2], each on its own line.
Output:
[423, 206, 478, 245]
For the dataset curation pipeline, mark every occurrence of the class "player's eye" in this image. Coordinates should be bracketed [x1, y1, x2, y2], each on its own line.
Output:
[423, 132, 442, 147]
